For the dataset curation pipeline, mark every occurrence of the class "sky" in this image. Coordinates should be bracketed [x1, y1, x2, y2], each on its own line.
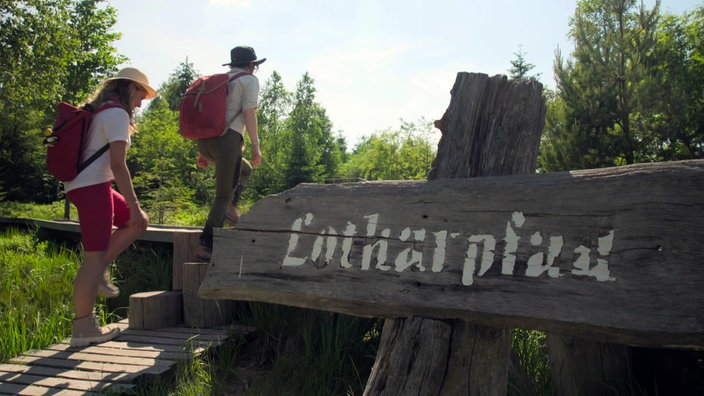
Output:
[109, 0, 699, 147]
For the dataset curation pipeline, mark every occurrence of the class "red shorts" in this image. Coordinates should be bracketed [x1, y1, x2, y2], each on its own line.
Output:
[66, 182, 129, 251]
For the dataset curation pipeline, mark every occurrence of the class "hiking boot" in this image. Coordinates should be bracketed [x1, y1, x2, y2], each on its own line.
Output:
[225, 183, 245, 226]
[225, 204, 240, 226]
[70, 315, 120, 347]
[195, 244, 212, 262]
[97, 269, 120, 298]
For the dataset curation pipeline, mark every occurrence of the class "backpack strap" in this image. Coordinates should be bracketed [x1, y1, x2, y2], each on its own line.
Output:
[78, 144, 110, 173]
[222, 72, 252, 135]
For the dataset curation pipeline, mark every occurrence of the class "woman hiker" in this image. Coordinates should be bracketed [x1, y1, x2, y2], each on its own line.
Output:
[63, 67, 156, 347]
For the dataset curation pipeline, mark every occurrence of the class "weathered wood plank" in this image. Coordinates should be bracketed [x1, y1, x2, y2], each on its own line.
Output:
[46, 344, 192, 361]
[0, 370, 134, 393]
[96, 340, 206, 354]
[114, 334, 223, 347]
[200, 160, 704, 348]
[120, 328, 228, 343]
[7, 355, 169, 375]
[20, 349, 175, 367]
[0, 381, 97, 395]
[0, 363, 135, 383]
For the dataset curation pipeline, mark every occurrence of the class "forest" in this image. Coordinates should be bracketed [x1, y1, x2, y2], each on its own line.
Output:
[0, 0, 702, 221]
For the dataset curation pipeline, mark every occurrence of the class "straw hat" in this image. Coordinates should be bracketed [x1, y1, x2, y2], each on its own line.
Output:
[103, 67, 157, 99]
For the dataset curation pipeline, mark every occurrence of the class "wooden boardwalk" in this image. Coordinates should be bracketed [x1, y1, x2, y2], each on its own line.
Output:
[0, 217, 200, 244]
[0, 218, 249, 394]
[0, 320, 254, 395]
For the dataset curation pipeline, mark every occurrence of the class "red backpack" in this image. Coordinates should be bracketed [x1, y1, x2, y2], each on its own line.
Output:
[178, 71, 250, 139]
[43, 102, 123, 182]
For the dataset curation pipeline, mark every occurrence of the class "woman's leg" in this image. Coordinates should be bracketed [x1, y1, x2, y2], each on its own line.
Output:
[105, 188, 144, 262]
[73, 250, 105, 317]
[99, 188, 146, 296]
[67, 183, 121, 346]
[68, 183, 113, 316]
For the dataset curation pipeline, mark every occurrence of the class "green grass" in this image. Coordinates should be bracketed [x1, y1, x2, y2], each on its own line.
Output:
[0, 227, 91, 360]
[0, 227, 174, 361]
[0, 228, 74, 357]
[0, 199, 210, 227]
[510, 329, 553, 396]
[238, 303, 380, 396]
[0, 200, 77, 221]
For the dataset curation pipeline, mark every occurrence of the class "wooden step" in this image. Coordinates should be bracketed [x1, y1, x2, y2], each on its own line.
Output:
[129, 290, 183, 329]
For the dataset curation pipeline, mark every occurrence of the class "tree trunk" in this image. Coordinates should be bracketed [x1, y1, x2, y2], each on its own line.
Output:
[547, 336, 632, 396]
[365, 318, 512, 395]
[364, 72, 546, 395]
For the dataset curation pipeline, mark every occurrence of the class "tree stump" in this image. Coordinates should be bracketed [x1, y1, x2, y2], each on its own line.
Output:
[364, 72, 546, 395]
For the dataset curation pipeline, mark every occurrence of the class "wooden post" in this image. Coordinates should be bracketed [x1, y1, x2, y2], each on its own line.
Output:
[128, 291, 183, 329]
[365, 72, 545, 395]
[547, 336, 632, 395]
[171, 231, 201, 291]
[183, 262, 236, 328]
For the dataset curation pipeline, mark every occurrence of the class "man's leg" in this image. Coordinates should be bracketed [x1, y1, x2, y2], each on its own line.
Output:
[226, 158, 251, 225]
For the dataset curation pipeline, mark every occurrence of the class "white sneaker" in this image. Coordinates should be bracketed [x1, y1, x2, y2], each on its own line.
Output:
[70, 316, 120, 347]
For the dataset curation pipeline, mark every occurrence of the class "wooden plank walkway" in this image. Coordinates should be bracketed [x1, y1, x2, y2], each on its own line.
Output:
[0, 320, 254, 395]
[0, 217, 201, 244]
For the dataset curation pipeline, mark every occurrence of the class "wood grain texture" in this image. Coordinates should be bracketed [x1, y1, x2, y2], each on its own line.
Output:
[429, 72, 545, 179]
[200, 160, 704, 348]
[128, 291, 183, 330]
[183, 262, 236, 328]
[171, 231, 201, 291]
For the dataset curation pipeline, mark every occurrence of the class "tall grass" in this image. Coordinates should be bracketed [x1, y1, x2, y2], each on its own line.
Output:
[510, 329, 553, 396]
[238, 303, 380, 396]
[0, 226, 173, 361]
[0, 227, 81, 360]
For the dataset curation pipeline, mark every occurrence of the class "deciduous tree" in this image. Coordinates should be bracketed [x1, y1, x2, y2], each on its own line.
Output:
[342, 118, 435, 181]
[0, 0, 125, 202]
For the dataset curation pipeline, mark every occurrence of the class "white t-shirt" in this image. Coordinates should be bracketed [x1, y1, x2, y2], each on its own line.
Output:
[226, 67, 260, 135]
[63, 107, 131, 193]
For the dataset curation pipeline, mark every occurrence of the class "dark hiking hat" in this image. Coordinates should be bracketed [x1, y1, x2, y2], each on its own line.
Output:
[222, 46, 266, 67]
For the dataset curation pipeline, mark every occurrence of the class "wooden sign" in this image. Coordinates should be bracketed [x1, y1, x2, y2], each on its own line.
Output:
[199, 160, 704, 348]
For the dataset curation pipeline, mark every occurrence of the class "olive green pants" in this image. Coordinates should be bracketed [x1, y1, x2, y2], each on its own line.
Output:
[197, 129, 250, 248]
